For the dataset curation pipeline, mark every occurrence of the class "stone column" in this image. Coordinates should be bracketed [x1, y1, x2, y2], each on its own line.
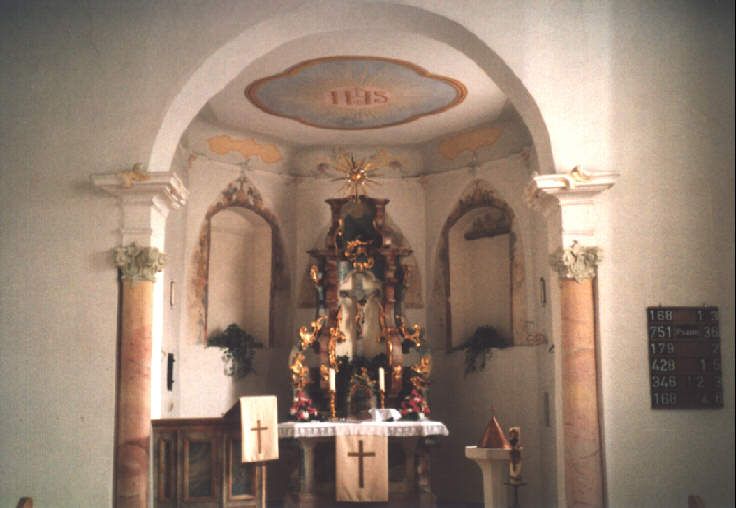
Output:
[526, 167, 618, 508]
[92, 167, 188, 508]
[114, 244, 167, 508]
[552, 243, 603, 508]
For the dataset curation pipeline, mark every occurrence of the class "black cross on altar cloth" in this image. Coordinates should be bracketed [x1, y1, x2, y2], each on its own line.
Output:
[250, 419, 268, 454]
[348, 439, 376, 488]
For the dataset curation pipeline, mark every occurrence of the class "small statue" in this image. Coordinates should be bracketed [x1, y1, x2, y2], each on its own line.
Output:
[508, 427, 522, 484]
[116, 162, 150, 188]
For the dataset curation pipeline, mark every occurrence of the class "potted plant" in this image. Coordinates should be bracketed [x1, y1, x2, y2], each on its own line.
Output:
[206, 323, 263, 378]
[449, 325, 510, 375]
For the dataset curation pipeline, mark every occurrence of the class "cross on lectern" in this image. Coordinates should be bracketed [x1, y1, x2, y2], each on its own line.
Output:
[348, 439, 376, 488]
[250, 419, 268, 454]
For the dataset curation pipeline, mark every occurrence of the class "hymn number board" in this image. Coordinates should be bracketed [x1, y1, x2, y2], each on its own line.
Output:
[648, 306, 722, 409]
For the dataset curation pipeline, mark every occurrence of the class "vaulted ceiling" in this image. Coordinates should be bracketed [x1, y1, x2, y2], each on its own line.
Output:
[184, 30, 531, 176]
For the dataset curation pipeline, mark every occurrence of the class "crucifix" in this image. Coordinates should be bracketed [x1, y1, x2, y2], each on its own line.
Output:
[348, 439, 376, 488]
[250, 419, 268, 455]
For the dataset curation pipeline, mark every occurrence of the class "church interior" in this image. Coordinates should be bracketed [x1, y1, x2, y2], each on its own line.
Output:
[0, 1, 733, 507]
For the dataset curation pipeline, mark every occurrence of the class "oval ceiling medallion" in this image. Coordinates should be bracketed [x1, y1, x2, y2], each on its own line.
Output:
[245, 56, 467, 130]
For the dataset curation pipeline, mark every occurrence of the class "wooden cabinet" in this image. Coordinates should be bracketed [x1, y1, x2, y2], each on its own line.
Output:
[153, 418, 264, 508]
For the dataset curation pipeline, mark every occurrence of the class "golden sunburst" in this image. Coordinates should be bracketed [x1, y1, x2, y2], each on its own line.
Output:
[328, 147, 389, 200]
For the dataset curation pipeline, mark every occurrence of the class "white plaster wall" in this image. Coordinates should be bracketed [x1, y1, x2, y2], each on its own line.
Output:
[424, 154, 552, 505]
[0, 2, 732, 507]
[208, 212, 271, 340]
[593, 4, 735, 507]
[449, 217, 512, 344]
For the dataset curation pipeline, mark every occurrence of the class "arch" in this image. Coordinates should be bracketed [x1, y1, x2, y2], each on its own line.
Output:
[435, 179, 538, 351]
[148, 0, 554, 177]
[189, 175, 290, 347]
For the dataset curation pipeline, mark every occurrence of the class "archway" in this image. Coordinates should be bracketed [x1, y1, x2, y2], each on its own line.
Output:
[129, 3, 608, 508]
[147, 1, 554, 178]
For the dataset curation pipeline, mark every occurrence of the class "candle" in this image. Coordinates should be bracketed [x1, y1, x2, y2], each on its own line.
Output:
[379, 367, 385, 392]
[329, 367, 336, 392]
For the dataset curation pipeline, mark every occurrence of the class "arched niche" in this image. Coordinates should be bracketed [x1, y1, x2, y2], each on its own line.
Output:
[437, 180, 530, 350]
[207, 207, 271, 342]
[189, 176, 289, 346]
[448, 206, 512, 345]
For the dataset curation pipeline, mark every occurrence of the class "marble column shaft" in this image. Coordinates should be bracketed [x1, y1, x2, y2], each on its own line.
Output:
[560, 278, 602, 508]
[116, 279, 153, 508]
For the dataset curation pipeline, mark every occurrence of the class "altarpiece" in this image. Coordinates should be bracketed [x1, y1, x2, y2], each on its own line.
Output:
[284, 190, 447, 506]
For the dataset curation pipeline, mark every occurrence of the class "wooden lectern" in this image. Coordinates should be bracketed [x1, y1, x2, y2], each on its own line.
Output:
[152, 396, 278, 508]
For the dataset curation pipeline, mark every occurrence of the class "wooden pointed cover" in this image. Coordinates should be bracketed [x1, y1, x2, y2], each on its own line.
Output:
[478, 416, 510, 449]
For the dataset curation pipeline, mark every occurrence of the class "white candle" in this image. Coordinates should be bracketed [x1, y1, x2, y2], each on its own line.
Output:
[329, 367, 336, 392]
[379, 367, 385, 392]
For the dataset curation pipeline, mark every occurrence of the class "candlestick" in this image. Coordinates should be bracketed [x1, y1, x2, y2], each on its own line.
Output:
[328, 367, 337, 420]
[379, 367, 385, 392]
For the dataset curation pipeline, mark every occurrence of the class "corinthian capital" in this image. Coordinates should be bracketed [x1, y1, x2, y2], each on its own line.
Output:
[550, 241, 601, 282]
[114, 242, 167, 282]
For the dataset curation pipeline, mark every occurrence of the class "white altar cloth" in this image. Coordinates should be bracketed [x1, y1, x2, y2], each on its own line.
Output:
[278, 420, 449, 439]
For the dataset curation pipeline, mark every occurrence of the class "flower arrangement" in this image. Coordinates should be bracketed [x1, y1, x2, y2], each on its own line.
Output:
[400, 388, 431, 420]
[289, 390, 320, 421]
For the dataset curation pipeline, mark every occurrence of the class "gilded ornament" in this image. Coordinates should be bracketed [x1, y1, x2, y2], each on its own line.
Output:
[550, 240, 601, 282]
[397, 316, 422, 347]
[289, 352, 310, 391]
[114, 242, 166, 283]
[327, 310, 346, 368]
[299, 315, 327, 350]
[327, 148, 388, 200]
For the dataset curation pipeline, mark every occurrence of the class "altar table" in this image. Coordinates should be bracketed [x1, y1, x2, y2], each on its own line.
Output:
[279, 420, 448, 507]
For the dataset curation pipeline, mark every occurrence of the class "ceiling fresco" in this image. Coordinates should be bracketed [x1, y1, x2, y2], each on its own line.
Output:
[245, 56, 467, 130]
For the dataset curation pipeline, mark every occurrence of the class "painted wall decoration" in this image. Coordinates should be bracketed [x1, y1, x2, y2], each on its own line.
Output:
[188, 175, 289, 347]
[207, 135, 282, 163]
[245, 56, 466, 130]
[438, 125, 502, 160]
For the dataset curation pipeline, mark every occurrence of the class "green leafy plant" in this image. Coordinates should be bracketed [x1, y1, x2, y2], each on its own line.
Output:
[206, 323, 263, 378]
[449, 325, 510, 375]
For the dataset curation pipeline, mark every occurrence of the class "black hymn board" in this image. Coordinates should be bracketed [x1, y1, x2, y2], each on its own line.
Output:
[648, 306, 723, 409]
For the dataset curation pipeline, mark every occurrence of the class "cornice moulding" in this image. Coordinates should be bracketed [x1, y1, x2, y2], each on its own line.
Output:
[91, 170, 189, 210]
[525, 167, 619, 212]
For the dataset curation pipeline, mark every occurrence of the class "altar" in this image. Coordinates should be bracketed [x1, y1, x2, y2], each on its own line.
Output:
[279, 420, 448, 507]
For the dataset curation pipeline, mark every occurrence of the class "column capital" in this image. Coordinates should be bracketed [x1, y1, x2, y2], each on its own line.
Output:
[114, 242, 167, 282]
[91, 164, 189, 247]
[550, 241, 602, 282]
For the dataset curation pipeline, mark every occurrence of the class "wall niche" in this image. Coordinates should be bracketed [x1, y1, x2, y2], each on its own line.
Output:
[436, 180, 529, 350]
[189, 176, 289, 347]
[207, 207, 271, 343]
[448, 206, 512, 345]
